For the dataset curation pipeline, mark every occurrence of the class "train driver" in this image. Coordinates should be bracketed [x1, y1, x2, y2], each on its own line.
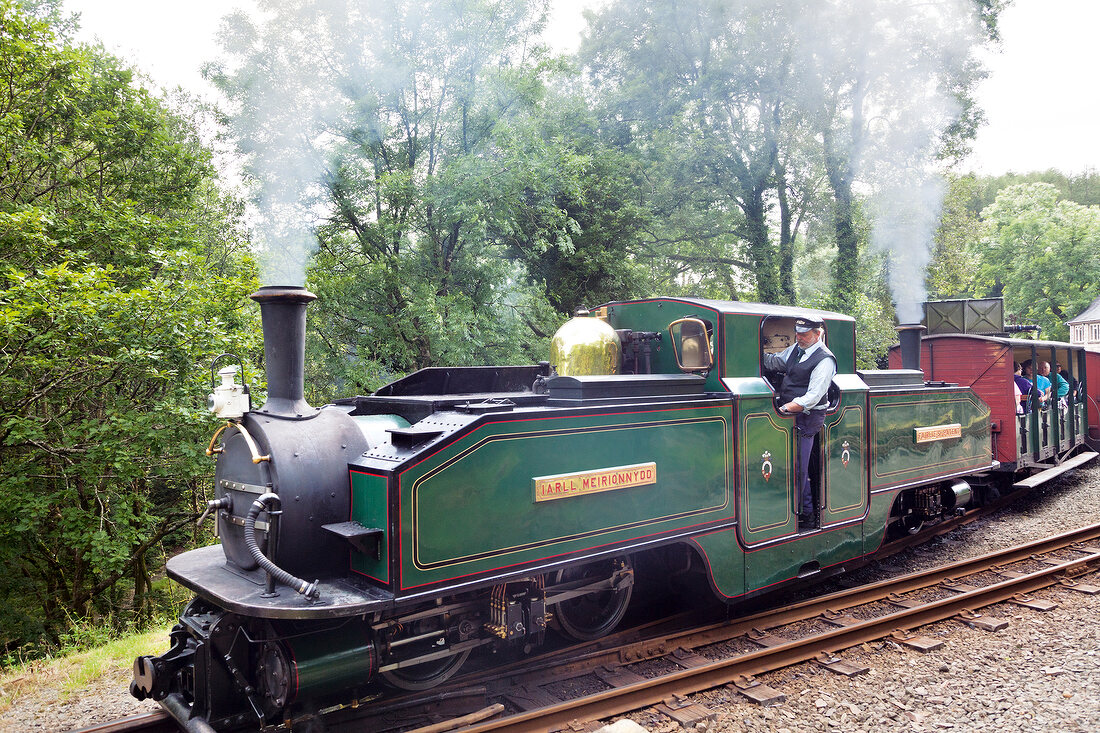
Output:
[762, 317, 837, 528]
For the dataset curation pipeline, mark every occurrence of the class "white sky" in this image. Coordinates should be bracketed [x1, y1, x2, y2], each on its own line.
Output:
[62, 0, 1100, 176]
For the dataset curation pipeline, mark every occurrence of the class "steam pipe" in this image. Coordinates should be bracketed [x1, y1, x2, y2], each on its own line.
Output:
[895, 324, 926, 373]
[250, 286, 317, 418]
[244, 493, 319, 600]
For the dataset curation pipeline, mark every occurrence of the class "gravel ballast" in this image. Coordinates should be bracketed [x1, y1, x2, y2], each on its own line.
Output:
[4, 461, 1100, 733]
[631, 461, 1100, 733]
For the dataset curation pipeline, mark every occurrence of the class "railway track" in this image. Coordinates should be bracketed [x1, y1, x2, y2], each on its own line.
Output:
[70, 710, 177, 733]
[78, 485, 1100, 733]
[313, 520, 1100, 733]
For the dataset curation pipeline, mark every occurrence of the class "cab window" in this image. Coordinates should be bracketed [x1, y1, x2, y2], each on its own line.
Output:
[668, 318, 714, 372]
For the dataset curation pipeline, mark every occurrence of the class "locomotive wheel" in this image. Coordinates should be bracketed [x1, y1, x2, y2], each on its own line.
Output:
[380, 648, 472, 691]
[553, 557, 633, 641]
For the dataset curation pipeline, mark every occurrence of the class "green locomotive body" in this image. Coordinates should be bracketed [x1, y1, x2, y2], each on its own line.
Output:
[341, 297, 991, 604]
[351, 396, 733, 592]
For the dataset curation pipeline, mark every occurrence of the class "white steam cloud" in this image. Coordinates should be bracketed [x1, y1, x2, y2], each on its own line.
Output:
[791, 0, 978, 322]
[221, 0, 979, 303]
[214, 3, 360, 287]
[871, 174, 948, 323]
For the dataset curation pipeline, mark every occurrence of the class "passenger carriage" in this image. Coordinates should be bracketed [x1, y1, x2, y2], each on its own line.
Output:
[1086, 348, 1100, 451]
[889, 335, 1088, 468]
[887, 298, 1091, 476]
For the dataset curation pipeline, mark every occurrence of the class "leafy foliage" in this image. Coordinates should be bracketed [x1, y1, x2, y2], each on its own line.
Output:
[0, 1, 256, 654]
[210, 0, 596, 398]
[580, 0, 793, 303]
[978, 183, 1100, 339]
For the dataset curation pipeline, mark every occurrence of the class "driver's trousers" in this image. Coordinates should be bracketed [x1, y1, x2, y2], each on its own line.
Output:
[795, 409, 827, 514]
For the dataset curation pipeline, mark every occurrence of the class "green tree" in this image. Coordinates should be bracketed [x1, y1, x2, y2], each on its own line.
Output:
[791, 0, 989, 314]
[579, 0, 997, 320]
[210, 0, 589, 397]
[0, 0, 256, 652]
[512, 89, 652, 313]
[979, 183, 1100, 340]
[581, 0, 797, 303]
[971, 170, 1100, 212]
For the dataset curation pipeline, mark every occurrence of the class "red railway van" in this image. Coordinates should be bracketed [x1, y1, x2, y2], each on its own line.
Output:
[889, 335, 1088, 470]
[1087, 348, 1100, 448]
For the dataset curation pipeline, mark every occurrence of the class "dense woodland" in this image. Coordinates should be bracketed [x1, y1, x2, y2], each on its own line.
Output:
[3, 0, 1100, 659]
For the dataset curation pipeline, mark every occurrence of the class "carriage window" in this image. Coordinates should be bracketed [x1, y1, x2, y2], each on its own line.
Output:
[668, 318, 713, 372]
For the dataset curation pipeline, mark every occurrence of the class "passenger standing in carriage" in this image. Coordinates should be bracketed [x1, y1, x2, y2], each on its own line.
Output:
[1052, 363, 1070, 409]
[1022, 360, 1049, 409]
[1013, 362, 1031, 414]
[762, 317, 837, 528]
[1059, 365, 1079, 401]
[1038, 361, 1055, 409]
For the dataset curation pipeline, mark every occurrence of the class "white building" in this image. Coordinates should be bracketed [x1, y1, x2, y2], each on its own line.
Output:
[1068, 295, 1100, 346]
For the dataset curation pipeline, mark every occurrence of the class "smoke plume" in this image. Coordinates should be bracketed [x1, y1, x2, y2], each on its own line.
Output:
[791, 0, 979, 323]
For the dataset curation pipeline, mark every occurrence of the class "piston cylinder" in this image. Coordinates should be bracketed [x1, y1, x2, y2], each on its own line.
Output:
[259, 625, 377, 707]
[943, 480, 972, 510]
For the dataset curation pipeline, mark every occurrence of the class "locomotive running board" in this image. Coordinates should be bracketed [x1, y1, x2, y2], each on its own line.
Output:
[1013, 450, 1098, 490]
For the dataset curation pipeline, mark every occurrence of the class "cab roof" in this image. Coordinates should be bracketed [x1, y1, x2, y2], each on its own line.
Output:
[604, 297, 856, 323]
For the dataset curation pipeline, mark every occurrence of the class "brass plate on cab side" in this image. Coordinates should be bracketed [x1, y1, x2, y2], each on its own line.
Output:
[533, 462, 657, 502]
[914, 423, 963, 443]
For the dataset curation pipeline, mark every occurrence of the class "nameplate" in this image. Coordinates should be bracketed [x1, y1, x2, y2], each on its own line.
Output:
[533, 462, 657, 502]
[914, 423, 962, 443]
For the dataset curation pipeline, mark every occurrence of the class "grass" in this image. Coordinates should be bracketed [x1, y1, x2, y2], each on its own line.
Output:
[0, 624, 171, 712]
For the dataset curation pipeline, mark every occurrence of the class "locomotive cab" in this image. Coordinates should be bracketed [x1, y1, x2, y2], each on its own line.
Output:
[759, 314, 842, 413]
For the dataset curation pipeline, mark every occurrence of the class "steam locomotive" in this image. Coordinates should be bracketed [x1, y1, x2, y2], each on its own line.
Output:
[131, 288, 1097, 731]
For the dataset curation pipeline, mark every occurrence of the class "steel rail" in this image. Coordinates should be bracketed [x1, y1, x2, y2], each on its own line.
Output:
[759, 520, 1100, 619]
[68, 709, 176, 733]
[446, 527, 1100, 733]
[447, 521, 1100, 694]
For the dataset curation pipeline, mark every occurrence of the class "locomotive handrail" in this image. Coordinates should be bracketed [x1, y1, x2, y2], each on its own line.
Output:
[204, 422, 229, 458]
[205, 420, 270, 463]
[233, 420, 271, 464]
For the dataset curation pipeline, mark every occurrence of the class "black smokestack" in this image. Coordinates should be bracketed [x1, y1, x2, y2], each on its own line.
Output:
[896, 324, 926, 373]
[250, 286, 317, 418]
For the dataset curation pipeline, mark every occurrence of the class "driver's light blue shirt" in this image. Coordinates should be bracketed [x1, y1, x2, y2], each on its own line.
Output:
[762, 340, 837, 410]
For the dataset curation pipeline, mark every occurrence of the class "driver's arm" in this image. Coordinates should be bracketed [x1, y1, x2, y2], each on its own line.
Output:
[762, 346, 791, 373]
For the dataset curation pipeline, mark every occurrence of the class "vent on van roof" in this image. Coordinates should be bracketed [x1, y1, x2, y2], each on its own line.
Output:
[924, 298, 1004, 335]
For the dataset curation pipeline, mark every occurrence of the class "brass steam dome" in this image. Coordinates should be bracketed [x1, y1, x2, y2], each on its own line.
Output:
[550, 309, 621, 376]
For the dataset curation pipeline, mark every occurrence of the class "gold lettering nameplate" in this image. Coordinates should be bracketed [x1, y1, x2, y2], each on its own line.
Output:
[533, 462, 657, 502]
[914, 423, 962, 443]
